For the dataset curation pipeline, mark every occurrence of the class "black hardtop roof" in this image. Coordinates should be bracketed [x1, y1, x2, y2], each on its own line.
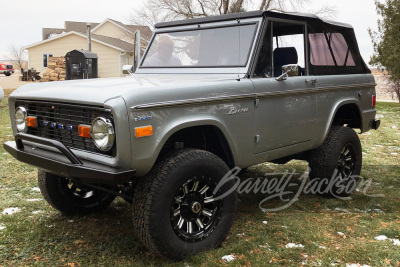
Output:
[154, 10, 353, 29]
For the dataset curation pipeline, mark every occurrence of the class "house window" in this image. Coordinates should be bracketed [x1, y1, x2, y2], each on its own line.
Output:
[42, 53, 53, 68]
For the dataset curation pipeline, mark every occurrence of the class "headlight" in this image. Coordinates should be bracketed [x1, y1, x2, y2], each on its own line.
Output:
[15, 107, 27, 132]
[91, 117, 115, 151]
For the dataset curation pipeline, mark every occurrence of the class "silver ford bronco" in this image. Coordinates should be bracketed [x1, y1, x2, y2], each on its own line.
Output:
[4, 11, 380, 259]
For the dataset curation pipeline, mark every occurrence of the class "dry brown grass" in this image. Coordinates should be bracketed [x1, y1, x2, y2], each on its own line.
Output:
[3, 89, 16, 97]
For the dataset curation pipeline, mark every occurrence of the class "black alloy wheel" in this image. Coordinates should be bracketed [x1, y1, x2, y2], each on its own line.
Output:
[171, 176, 222, 242]
[337, 143, 357, 180]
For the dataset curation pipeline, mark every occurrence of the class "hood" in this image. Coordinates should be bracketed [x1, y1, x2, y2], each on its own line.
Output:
[11, 74, 241, 106]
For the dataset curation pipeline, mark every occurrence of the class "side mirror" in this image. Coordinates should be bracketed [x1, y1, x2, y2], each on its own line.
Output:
[122, 65, 133, 75]
[275, 64, 299, 81]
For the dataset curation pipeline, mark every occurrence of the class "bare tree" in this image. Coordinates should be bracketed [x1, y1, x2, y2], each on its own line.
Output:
[391, 80, 400, 103]
[376, 73, 400, 103]
[6, 45, 27, 71]
[130, 0, 337, 29]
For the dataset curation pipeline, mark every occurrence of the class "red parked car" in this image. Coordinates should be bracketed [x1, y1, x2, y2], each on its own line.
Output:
[0, 63, 14, 76]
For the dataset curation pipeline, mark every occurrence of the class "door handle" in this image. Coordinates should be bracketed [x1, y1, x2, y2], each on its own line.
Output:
[305, 79, 317, 85]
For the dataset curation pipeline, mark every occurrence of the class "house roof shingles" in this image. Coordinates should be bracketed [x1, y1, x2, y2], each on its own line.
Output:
[91, 34, 134, 51]
[65, 21, 100, 33]
[108, 19, 152, 40]
[42, 28, 65, 40]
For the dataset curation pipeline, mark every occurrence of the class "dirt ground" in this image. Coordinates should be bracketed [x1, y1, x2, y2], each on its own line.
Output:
[373, 74, 398, 102]
[0, 72, 39, 96]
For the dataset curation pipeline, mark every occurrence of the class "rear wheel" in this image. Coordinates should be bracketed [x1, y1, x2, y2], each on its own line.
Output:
[38, 170, 116, 215]
[309, 126, 362, 197]
[132, 149, 237, 259]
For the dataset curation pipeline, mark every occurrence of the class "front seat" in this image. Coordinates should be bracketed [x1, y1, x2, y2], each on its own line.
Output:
[273, 47, 298, 77]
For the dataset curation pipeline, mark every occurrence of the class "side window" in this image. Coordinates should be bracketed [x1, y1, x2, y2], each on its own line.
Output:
[273, 32, 305, 77]
[309, 33, 355, 66]
[254, 20, 307, 78]
[42, 53, 53, 68]
[43, 54, 48, 68]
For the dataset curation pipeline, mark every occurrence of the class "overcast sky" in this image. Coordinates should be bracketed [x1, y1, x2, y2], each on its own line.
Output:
[0, 0, 378, 65]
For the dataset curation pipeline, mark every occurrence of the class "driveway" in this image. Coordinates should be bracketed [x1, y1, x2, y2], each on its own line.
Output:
[0, 72, 38, 95]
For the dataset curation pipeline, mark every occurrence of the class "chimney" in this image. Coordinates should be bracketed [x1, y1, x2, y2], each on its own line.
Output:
[87, 23, 92, 51]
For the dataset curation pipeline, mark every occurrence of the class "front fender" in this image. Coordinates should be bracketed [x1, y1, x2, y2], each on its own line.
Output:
[130, 114, 238, 176]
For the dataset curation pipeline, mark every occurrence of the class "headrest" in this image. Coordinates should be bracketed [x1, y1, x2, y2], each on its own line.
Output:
[273, 47, 298, 66]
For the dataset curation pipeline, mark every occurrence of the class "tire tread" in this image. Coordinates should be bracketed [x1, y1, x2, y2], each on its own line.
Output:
[132, 149, 232, 258]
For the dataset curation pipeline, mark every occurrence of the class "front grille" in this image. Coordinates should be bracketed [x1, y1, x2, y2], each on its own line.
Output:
[6, 65, 13, 70]
[16, 100, 115, 156]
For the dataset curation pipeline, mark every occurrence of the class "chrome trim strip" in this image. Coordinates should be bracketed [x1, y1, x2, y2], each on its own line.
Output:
[317, 83, 376, 92]
[131, 83, 376, 110]
[257, 88, 314, 98]
[131, 93, 257, 110]
[257, 83, 377, 99]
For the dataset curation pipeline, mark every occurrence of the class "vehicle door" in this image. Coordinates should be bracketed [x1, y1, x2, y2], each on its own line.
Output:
[251, 19, 317, 155]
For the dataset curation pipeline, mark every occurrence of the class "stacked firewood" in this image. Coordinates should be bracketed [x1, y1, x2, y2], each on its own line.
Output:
[41, 57, 66, 82]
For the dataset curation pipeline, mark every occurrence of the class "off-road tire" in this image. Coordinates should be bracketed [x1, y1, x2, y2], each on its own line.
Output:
[309, 126, 362, 197]
[132, 149, 237, 260]
[38, 169, 116, 215]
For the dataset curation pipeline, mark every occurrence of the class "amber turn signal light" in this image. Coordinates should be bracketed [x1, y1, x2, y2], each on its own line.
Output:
[78, 125, 91, 138]
[26, 116, 37, 128]
[135, 126, 153, 138]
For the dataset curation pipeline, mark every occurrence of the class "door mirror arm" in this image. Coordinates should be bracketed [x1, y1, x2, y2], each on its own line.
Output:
[275, 64, 299, 81]
[275, 72, 288, 81]
[122, 65, 134, 75]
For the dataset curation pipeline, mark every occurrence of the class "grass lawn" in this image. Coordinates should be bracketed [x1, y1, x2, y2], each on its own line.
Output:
[0, 98, 399, 266]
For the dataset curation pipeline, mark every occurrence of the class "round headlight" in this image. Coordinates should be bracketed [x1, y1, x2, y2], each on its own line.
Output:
[15, 107, 27, 132]
[91, 117, 115, 151]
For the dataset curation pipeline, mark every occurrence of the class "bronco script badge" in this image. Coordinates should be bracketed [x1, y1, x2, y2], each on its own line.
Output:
[134, 115, 152, 122]
[228, 107, 249, 115]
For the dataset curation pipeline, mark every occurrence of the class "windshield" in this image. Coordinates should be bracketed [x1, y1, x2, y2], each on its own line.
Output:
[141, 23, 257, 68]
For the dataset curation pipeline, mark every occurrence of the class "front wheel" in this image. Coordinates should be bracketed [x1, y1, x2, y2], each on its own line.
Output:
[132, 149, 237, 259]
[309, 126, 362, 197]
[38, 170, 116, 215]
[5, 72, 11, 76]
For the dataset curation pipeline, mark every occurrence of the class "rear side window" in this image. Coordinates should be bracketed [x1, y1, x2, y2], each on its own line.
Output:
[309, 32, 355, 66]
[307, 24, 369, 76]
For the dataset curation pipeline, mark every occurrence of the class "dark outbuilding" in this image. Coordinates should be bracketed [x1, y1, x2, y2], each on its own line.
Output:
[65, 49, 98, 80]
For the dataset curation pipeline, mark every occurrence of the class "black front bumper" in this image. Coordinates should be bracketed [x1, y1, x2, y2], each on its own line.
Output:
[4, 133, 135, 185]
